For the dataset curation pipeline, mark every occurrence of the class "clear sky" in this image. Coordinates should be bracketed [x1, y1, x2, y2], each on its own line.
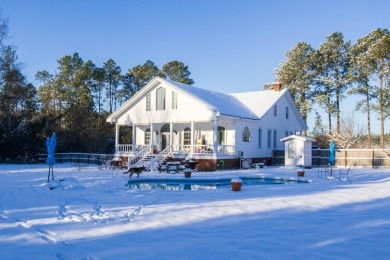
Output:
[1, 0, 389, 133]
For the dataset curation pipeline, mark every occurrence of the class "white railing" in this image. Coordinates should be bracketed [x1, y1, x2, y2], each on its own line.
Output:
[169, 145, 235, 156]
[116, 144, 148, 154]
[128, 145, 152, 168]
[151, 145, 173, 171]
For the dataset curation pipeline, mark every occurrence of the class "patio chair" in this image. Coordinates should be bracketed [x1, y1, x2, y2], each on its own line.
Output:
[317, 164, 331, 178]
[338, 166, 351, 181]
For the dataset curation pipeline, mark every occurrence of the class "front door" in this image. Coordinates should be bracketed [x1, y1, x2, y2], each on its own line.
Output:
[161, 133, 170, 150]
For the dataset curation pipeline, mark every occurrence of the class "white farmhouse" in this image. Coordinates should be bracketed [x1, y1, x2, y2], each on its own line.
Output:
[106, 77, 307, 171]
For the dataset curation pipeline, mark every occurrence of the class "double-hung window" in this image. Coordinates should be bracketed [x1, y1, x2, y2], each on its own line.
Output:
[172, 91, 178, 109]
[146, 93, 151, 111]
[156, 87, 166, 110]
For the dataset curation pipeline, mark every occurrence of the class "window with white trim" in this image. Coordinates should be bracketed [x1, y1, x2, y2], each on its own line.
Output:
[243, 127, 250, 142]
[267, 129, 272, 148]
[146, 93, 151, 111]
[172, 91, 178, 109]
[258, 128, 262, 148]
[156, 87, 166, 110]
[145, 128, 151, 145]
[183, 127, 191, 145]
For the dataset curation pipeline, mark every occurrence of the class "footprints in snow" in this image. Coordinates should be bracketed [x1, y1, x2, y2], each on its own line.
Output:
[57, 204, 144, 224]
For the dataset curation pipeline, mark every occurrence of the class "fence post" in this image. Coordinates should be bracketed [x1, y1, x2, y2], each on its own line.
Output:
[372, 149, 374, 168]
[344, 150, 347, 167]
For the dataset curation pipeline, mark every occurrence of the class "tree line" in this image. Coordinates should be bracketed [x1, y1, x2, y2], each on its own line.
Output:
[273, 29, 390, 148]
[1, 10, 389, 162]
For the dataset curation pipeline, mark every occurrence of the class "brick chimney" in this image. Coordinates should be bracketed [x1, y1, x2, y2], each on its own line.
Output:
[273, 82, 281, 92]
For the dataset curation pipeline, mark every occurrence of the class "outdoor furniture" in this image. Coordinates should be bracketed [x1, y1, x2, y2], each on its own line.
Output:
[159, 164, 167, 173]
[101, 160, 114, 170]
[167, 165, 178, 173]
[338, 166, 351, 181]
[317, 164, 332, 178]
[123, 166, 145, 178]
[177, 164, 186, 172]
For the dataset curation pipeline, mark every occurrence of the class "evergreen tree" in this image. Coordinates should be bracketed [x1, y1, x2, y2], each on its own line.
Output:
[315, 32, 351, 134]
[129, 60, 162, 91]
[352, 28, 390, 148]
[275, 42, 316, 135]
[92, 67, 106, 115]
[162, 61, 194, 85]
[103, 59, 121, 113]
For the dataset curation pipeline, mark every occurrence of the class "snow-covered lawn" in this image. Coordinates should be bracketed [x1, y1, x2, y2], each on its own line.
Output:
[1, 164, 390, 259]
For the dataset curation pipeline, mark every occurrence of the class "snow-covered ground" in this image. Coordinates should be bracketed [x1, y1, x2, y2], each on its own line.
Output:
[1, 164, 390, 259]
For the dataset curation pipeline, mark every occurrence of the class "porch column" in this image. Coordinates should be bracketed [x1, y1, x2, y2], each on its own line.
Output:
[170, 122, 173, 148]
[132, 124, 136, 153]
[191, 121, 194, 154]
[115, 124, 120, 152]
[213, 119, 218, 155]
[150, 123, 154, 149]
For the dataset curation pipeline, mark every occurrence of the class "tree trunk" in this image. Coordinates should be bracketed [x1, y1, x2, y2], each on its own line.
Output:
[336, 87, 341, 134]
[379, 75, 384, 148]
[366, 91, 372, 149]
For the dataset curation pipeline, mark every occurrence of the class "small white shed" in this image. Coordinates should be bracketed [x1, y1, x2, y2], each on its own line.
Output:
[280, 135, 315, 168]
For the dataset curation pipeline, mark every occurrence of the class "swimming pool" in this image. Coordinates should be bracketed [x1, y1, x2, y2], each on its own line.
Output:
[126, 176, 309, 191]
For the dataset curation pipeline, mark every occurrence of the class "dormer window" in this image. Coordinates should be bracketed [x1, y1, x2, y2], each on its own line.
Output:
[243, 127, 251, 142]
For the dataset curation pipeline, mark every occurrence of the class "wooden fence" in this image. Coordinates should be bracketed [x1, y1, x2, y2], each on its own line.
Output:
[273, 149, 390, 167]
[38, 153, 114, 166]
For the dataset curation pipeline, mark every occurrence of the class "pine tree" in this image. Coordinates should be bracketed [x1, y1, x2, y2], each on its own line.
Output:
[129, 60, 162, 91]
[315, 32, 351, 134]
[103, 59, 121, 113]
[352, 28, 390, 148]
[162, 61, 194, 85]
[275, 42, 316, 135]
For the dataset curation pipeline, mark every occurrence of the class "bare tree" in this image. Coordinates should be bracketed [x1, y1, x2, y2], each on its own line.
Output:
[328, 113, 366, 149]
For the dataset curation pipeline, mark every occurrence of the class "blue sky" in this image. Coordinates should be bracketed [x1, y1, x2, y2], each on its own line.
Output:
[1, 0, 389, 133]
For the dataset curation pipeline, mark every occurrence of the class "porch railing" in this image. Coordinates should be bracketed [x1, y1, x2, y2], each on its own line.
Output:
[118, 144, 236, 157]
[170, 144, 235, 156]
[116, 144, 147, 154]
[128, 145, 153, 167]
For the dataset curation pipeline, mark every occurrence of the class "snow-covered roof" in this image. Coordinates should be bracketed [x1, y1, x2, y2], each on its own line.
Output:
[162, 78, 259, 120]
[230, 89, 287, 118]
[280, 135, 316, 142]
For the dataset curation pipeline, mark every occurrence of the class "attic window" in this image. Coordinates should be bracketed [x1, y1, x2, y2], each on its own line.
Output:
[286, 107, 289, 119]
[243, 127, 250, 142]
[156, 87, 166, 110]
[146, 93, 151, 111]
[172, 91, 178, 109]
[273, 105, 277, 117]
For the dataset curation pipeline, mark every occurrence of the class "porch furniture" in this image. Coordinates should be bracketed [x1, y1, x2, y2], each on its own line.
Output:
[101, 160, 114, 170]
[338, 166, 351, 181]
[167, 165, 178, 173]
[158, 164, 167, 173]
[177, 164, 186, 172]
[123, 166, 145, 178]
